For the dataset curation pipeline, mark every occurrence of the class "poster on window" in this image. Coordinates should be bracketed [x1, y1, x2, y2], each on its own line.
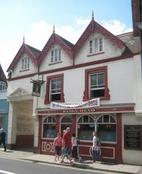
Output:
[32, 82, 41, 97]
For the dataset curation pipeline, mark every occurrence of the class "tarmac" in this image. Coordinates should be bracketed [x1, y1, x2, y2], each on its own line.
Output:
[0, 148, 142, 174]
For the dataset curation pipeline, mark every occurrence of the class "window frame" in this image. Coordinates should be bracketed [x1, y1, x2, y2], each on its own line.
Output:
[89, 37, 104, 55]
[83, 66, 110, 101]
[0, 81, 7, 92]
[50, 47, 61, 63]
[21, 56, 30, 71]
[44, 74, 64, 104]
[42, 116, 57, 139]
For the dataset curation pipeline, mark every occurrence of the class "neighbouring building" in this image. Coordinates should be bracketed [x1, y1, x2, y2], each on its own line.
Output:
[7, 2, 142, 165]
[0, 64, 8, 135]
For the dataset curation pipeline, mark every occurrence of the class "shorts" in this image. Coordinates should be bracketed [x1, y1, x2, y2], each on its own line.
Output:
[55, 146, 62, 155]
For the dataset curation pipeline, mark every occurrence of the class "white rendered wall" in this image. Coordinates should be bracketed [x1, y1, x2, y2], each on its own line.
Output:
[11, 54, 37, 78]
[75, 33, 124, 65]
[122, 113, 142, 165]
[40, 44, 73, 72]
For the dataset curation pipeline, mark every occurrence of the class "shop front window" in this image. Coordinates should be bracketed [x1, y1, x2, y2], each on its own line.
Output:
[42, 116, 56, 138]
[78, 115, 95, 141]
[97, 115, 116, 142]
[61, 115, 72, 134]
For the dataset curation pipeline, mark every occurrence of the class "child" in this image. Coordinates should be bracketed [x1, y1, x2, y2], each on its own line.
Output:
[53, 132, 62, 161]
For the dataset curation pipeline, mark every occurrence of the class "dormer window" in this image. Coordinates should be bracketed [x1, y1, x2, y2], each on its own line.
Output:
[21, 56, 30, 71]
[51, 48, 61, 63]
[0, 81, 7, 92]
[89, 37, 103, 54]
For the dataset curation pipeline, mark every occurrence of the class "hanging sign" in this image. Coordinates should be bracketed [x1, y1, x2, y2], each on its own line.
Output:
[32, 81, 41, 97]
[50, 98, 100, 109]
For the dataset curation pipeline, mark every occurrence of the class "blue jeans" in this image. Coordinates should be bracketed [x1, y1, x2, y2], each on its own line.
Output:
[92, 149, 101, 162]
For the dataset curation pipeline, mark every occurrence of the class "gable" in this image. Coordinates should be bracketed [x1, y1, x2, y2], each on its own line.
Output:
[74, 19, 125, 56]
[7, 43, 40, 72]
[38, 33, 74, 66]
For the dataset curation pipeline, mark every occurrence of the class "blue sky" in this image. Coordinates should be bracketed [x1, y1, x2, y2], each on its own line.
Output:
[0, 0, 132, 73]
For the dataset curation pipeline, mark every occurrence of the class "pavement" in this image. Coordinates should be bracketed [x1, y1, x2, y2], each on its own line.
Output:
[0, 148, 142, 174]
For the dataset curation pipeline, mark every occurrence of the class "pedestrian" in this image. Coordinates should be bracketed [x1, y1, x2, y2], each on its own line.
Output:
[60, 127, 73, 165]
[71, 133, 78, 161]
[53, 132, 62, 161]
[91, 131, 101, 163]
[0, 128, 7, 152]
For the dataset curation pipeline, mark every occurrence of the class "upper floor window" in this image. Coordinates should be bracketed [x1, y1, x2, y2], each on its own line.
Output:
[90, 72, 105, 98]
[50, 78, 62, 101]
[44, 74, 64, 104]
[83, 66, 110, 101]
[89, 38, 103, 54]
[51, 48, 61, 63]
[21, 56, 30, 71]
[0, 81, 7, 92]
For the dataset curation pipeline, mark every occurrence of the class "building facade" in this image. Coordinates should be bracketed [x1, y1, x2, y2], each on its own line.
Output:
[7, 12, 142, 164]
[0, 64, 8, 135]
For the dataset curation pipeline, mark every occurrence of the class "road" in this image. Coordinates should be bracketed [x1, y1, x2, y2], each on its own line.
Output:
[0, 158, 117, 174]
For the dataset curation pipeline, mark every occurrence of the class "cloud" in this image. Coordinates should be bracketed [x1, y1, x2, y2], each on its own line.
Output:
[0, 18, 132, 74]
[101, 20, 132, 35]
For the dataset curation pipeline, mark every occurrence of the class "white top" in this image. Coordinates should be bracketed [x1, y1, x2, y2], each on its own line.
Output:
[92, 135, 100, 150]
[72, 137, 78, 146]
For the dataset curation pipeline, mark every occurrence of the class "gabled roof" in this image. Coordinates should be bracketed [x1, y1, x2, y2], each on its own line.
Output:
[0, 64, 6, 82]
[38, 32, 74, 65]
[7, 43, 41, 72]
[74, 19, 125, 55]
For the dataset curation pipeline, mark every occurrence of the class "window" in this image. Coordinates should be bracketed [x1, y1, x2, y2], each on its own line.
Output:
[50, 78, 62, 101]
[50, 48, 61, 63]
[83, 66, 110, 101]
[44, 74, 64, 104]
[89, 37, 103, 54]
[97, 115, 116, 142]
[90, 72, 105, 98]
[78, 115, 94, 141]
[42, 116, 56, 138]
[21, 56, 30, 70]
[0, 81, 7, 92]
[77, 114, 116, 142]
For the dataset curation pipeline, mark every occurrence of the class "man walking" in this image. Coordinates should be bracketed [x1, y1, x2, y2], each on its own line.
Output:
[0, 128, 7, 152]
[60, 127, 73, 165]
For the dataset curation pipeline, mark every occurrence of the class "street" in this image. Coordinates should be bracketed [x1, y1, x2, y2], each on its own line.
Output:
[0, 158, 116, 174]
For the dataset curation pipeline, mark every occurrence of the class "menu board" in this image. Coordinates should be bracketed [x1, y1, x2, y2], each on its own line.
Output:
[124, 125, 142, 150]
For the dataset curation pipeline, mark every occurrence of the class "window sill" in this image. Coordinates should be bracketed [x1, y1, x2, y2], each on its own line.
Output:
[20, 69, 30, 72]
[49, 61, 62, 65]
[87, 52, 104, 57]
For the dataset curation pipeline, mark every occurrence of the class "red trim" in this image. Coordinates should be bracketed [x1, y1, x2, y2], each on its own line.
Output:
[115, 113, 122, 163]
[7, 43, 38, 72]
[37, 105, 134, 115]
[83, 66, 110, 101]
[8, 51, 134, 81]
[44, 73, 65, 104]
[74, 19, 125, 55]
[38, 116, 42, 153]
[38, 33, 73, 66]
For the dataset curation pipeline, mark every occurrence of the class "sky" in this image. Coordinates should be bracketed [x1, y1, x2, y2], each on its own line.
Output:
[0, 0, 132, 74]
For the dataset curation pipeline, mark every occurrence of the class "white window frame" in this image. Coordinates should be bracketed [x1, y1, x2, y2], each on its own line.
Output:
[0, 81, 7, 92]
[21, 56, 30, 70]
[50, 47, 61, 63]
[50, 78, 62, 101]
[89, 72, 105, 98]
[89, 37, 103, 54]
[42, 116, 56, 139]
